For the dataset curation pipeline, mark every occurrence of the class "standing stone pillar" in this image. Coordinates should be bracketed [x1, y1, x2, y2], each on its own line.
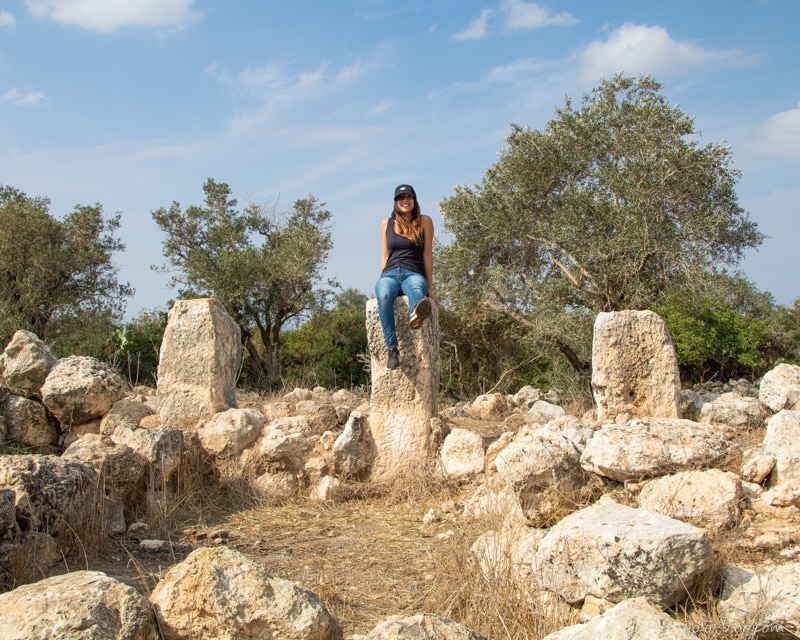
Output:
[157, 298, 241, 430]
[591, 310, 681, 423]
[366, 296, 439, 483]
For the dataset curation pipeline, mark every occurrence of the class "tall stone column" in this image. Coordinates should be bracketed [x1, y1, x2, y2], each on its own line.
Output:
[157, 298, 241, 430]
[366, 296, 439, 483]
[591, 310, 681, 423]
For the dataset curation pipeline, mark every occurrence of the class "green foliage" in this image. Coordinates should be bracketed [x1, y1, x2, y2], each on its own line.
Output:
[436, 74, 763, 378]
[654, 284, 772, 382]
[281, 289, 368, 389]
[109, 308, 168, 387]
[766, 297, 800, 366]
[152, 178, 336, 389]
[0, 185, 132, 347]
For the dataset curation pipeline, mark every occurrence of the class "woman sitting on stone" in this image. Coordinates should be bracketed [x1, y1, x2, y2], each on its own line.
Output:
[374, 184, 437, 370]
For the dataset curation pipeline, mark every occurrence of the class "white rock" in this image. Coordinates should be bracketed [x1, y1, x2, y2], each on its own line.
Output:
[440, 428, 485, 480]
[759, 363, 800, 412]
[763, 410, 800, 483]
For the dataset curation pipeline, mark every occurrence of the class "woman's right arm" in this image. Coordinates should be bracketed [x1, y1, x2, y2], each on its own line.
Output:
[379, 218, 389, 272]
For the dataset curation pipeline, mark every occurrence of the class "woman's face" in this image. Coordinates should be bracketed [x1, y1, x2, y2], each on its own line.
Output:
[395, 193, 415, 215]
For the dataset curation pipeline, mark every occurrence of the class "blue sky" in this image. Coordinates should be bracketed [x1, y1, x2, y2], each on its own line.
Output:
[1, 0, 798, 318]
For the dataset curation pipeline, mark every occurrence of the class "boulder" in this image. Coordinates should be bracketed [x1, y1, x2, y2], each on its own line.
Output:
[591, 310, 681, 422]
[157, 298, 241, 430]
[0, 330, 57, 396]
[196, 407, 266, 457]
[2, 395, 58, 448]
[534, 499, 714, 607]
[100, 398, 156, 435]
[636, 469, 743, 529]
[149, 546, 341, 640]
[580, 418, 731, 482]
[333, 411, 373, 480]
[41, 356, 128, 428]
[364, 613, 486, 640]
[759, 363, 800, 412]
[718, 563, 800, 638]
[366, 296, 439, 482]
[542, 597, 701, 640]
[440, 428, 484, 481]
[0, 570, 156, 639]
[763, 410, 800, 484]
[470, 393, 510, 420]
[698, 392, 768, 431]
[110, 425, 186, 487]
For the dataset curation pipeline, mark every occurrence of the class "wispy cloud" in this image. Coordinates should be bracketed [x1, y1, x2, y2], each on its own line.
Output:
[578, 23, 757, 82]
[502, 0, 577, 30]
[24, 0, 202, 33]
[748, 103, 800, 160]
[367, 100, 395, 116]
[2, 87, 48, 106]
[0, 11, 15, 27]
[452, 8, 493, 41]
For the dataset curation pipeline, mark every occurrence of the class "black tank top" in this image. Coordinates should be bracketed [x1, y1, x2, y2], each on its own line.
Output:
[383, 217, 425, 276]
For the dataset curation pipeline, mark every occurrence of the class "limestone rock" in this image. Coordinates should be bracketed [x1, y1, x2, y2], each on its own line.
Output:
[197, 407, 266, 457]
[698, 392, 768, 431]
[0, 454, 101, 543]
[100, 398, 155, 435]
[252, 470, 300, 503]
[763, 410, 800, 483]
[0, 570, 156, 639]
[364, 613, 486, 639]
[470, 393, 510, 420]
[311, 475, 348, 502]
[0, 330, 57, 396]
[157, 298, 241, 430]
[41, 356, 128, 428]
[366, 297, 439, 482]
[637, 468, 743, 529]
[110, 424, 186, 486]
[533, 416, 595, 455]
[718, 563, 800, 638]
[534, 499, 714, 607]
[759, 363, 800, 412]
[543, 597, 701, 640]
[742, 447, 777, 484]
[333, 410, 373, 480]
[440, 428, 484, 481]
[580, 418, 731, 482]
[512, 385, 546, 409]
[2, 395, 58, 448]
[150, 546, 341, 640]
[591, 310, 681, 422]
[529, 400, 566, 421]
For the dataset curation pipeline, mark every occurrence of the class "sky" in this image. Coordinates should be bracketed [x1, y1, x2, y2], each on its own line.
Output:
[1, 0, 798, 319]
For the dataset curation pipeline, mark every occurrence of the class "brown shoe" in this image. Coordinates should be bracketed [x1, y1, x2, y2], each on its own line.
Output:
[409, 298, 432, 330]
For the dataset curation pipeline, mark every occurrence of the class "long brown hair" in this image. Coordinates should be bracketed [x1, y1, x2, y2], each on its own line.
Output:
[392, 199, 424, 245]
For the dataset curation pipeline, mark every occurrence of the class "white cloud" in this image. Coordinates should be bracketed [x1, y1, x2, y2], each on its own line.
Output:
[368, 100, 395, 116]
[502, 0, 577, 30]
[748, 103, 800, 160]
[2, 87, 48, 106]
[0, 11, 15, 27]
[452, 8, 493, 41]
[24, 0, 201, 32]
[578, 23, 752, 82]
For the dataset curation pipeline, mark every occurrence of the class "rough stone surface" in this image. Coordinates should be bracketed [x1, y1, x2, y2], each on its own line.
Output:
[718, 563, 800, 638]
[534, 499, 715, 607]
[0, 570, 157, 639]
[364, 613, 486, 639]
[440, 428, 484, 481]
[591, 310, 681, 422]
[41, 356, 128, 428]
[149, 546, 342, 640]
[333, 411, 373, 480]
[110, 424, 186, 487]
[366, 297, 439, 482]
[157, 298, 241, 430]
[637, 469, 743, 529]
[580, 418, 731, 482]
[763, 410, 800, 484]
[698, 392, 768, 431]
[542, 597, 701, 640]
[470, 393, 510, 420]
[100, 398, 155, 435]
[759, 363, 800, 412]
[2, 395, 58, 448]
[0, 330, 57, 396]
[197, 407, 266, 457]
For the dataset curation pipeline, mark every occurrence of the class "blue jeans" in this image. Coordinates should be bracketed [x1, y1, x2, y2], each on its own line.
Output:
[375, 268, 429, 348]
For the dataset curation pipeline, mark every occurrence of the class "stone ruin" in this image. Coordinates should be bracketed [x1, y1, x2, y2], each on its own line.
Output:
[1, 297, 800, 639]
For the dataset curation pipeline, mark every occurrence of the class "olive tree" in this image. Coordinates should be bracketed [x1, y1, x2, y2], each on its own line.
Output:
[0, 185, 132, 350]
[437, 74, 764, 371]
[152, 178, 336, 388]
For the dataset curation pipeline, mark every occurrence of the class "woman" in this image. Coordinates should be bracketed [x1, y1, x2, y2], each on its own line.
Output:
[374, 184, 437, 370]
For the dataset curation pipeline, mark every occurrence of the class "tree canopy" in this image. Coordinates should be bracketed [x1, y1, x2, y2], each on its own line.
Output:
[0, 185, 132, 349]
[152, 178, 336, 387]
[437, 74, 764, 371]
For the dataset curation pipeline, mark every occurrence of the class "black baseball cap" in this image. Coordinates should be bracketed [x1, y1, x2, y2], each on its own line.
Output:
[394, 184, 417, 199]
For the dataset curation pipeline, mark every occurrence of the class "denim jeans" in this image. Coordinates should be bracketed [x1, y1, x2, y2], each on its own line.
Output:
[374, 268, 429, 348]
